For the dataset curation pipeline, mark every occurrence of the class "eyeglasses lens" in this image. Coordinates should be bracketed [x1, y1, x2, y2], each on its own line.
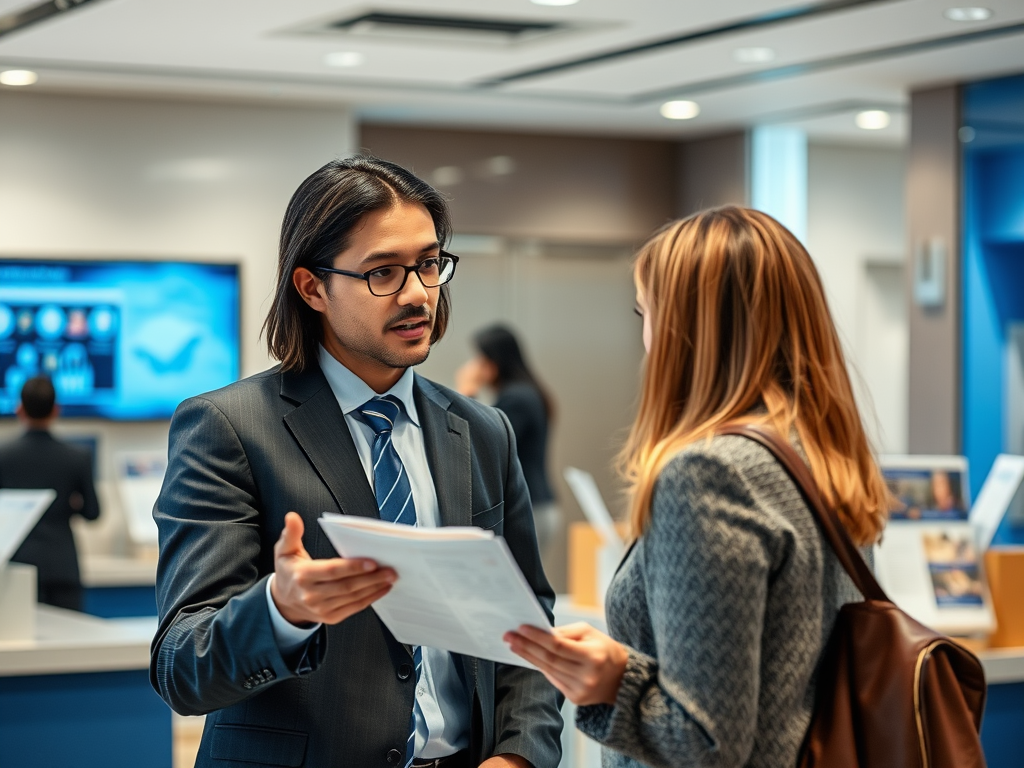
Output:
[367, 257, 455, 296]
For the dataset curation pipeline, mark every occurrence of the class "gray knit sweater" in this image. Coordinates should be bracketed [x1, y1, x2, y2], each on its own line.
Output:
[576, 435, 862, 768]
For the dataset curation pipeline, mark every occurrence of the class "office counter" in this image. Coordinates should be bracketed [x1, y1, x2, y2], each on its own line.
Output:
[0, 606, 171, 768]
[1, 600, 1020, 768]
[80, 554, 158, 618]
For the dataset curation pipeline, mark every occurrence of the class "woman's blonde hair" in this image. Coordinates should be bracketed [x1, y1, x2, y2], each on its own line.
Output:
[620, 206, 889, 546]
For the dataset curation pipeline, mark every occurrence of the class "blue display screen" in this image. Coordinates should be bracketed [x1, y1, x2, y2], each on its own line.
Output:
[0, 260, 239, 420]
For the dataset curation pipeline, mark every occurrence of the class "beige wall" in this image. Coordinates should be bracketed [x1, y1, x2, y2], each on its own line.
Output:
[905, 85, 962, 454]
[361, 123, 678, 244]
[676, 131, 749, 216]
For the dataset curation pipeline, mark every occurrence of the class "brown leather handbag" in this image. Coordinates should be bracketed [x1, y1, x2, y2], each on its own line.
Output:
[720, 425, 988, 768]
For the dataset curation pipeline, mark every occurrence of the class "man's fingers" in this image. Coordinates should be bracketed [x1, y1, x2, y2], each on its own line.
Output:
[321, 585, 394, 624]
[275, 512, 307, 558]
[296, 558, 393, 585]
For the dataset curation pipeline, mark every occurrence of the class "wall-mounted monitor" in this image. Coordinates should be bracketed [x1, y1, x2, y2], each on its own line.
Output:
[0, 259, 239, 420]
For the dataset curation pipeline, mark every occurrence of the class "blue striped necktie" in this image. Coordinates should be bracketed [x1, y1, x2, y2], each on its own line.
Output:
[357, 396, 420, 767]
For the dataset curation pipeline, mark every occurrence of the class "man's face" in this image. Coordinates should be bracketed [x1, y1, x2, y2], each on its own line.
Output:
[294, 200, 442, 392]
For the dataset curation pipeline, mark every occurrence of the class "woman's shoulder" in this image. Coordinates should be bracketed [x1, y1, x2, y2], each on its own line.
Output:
[653, 433, 810, 535]
[661, 433, 786, 487]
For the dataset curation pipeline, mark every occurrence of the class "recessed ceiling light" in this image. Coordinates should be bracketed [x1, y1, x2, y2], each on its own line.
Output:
[944, 7, 993, 21]
[734, 47, 776, 64]
[324, 51, 365, 68]
[855, 110, 891, 130]
[0, 69, 38, 86]
[531, 0, 580, 5]
[660, 100, 700, 120]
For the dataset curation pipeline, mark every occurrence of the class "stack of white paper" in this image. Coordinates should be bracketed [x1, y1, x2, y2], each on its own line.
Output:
[318, 513, 551, 669]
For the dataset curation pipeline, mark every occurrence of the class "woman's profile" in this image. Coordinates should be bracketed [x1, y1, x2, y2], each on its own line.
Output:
[505, 206, 890, 768]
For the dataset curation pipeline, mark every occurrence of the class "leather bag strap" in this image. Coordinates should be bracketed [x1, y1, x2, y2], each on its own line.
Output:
[717, 424, 888, 602]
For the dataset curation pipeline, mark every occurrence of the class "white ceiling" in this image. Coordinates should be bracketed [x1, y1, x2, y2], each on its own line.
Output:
[0, 0, 1022, 144]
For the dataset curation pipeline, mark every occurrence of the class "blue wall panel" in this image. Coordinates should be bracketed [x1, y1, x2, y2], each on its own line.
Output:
[962, 75, 1024, 542]
[982, 682, 1024, 768]
[82, 585, 158, 618]
[0, 669, 172, 768]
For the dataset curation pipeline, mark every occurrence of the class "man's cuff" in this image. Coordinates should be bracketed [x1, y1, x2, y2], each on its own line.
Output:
[265, 574, 321, 653]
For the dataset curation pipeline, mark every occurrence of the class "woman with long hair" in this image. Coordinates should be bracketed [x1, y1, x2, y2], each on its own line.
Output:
[456, 324, 560, 559]
[505, 206, 889, 768]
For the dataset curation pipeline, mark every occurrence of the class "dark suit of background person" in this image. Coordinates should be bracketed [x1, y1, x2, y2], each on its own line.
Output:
[0, 375, 100, 611]
[149, 156, 562, 768]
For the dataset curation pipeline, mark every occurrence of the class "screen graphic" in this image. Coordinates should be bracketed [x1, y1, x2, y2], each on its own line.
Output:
[0, 260, 239, 420]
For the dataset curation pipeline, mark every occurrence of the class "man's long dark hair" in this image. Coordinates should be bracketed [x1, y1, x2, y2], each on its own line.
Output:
[474, 324, 555, 420]
[263, 156, 453, 372]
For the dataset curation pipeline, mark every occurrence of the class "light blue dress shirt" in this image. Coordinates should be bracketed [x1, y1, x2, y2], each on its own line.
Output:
[265, 346, 469, 759]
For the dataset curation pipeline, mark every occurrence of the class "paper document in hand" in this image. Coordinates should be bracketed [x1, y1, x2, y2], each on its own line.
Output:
[318, 514, 551, 669]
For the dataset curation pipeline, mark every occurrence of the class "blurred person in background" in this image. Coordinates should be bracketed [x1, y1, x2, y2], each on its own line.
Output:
[505, 207, 890, 768]
[456, 324, 560, 561]
[0, 375, 100, 610]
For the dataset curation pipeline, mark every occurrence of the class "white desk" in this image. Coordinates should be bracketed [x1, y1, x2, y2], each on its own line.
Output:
[0, 605, 155, 677]
[80, 554, 157, 588]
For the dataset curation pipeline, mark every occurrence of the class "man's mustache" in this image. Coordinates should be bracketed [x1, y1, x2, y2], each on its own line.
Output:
[385, 306, 432, 329]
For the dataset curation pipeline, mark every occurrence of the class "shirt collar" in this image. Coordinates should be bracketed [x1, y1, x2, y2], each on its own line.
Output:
[317, 345, 420, 427]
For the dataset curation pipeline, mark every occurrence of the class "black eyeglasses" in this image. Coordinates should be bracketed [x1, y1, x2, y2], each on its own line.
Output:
[316, 252, 460, 297]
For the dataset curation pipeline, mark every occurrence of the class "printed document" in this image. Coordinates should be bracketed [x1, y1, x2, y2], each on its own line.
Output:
[318, 513, 552, 668]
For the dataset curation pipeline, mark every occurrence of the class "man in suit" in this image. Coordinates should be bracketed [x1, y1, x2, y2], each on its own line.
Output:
[150, 156, 563, 768]
[0, 375, 100, 610]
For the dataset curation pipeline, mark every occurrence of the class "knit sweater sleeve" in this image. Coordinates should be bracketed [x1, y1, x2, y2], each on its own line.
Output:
[576, 447, 779, 768]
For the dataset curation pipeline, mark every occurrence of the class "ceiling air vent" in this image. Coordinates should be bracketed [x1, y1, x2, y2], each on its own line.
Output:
[297, 10, 573, 46]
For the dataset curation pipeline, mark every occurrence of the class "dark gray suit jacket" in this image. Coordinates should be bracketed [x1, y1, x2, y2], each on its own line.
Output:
[0, 429, 99, 587]
[150, 365, 563, 768]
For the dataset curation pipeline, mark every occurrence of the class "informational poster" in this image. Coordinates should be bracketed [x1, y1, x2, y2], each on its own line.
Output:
[876, 456, 995, 635]
[115, 451, 166, 546]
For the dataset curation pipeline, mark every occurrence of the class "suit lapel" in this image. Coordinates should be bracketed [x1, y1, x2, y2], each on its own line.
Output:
[281, 367, 379, 520]
[415, 376, 471, 529]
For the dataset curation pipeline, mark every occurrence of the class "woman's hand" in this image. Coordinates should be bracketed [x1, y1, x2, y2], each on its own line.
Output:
[504, 622, 629, 706]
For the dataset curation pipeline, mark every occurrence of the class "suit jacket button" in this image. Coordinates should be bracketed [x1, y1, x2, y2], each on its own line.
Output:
[398, 663, 413, 680]
[386, 749, 402, 765]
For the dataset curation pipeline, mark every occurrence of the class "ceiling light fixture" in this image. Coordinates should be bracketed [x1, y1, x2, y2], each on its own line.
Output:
[734, 47, 776, 64]
[944, 7, 993, 21]
[0, 69, 38, 86]
[531, 0, 580, 6]
[660, 100, 700, 120]
[855, 110, 891, 130]
[324, 51, 365, 68]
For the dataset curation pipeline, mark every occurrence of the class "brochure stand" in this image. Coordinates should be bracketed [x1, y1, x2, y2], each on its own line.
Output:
[875, 455, 996, 636]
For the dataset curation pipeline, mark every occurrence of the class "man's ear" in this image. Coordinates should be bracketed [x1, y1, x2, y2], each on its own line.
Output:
[292, 267, 328, 313]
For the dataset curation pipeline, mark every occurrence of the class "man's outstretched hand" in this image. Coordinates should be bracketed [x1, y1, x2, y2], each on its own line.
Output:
[270, 511, 396, 626]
